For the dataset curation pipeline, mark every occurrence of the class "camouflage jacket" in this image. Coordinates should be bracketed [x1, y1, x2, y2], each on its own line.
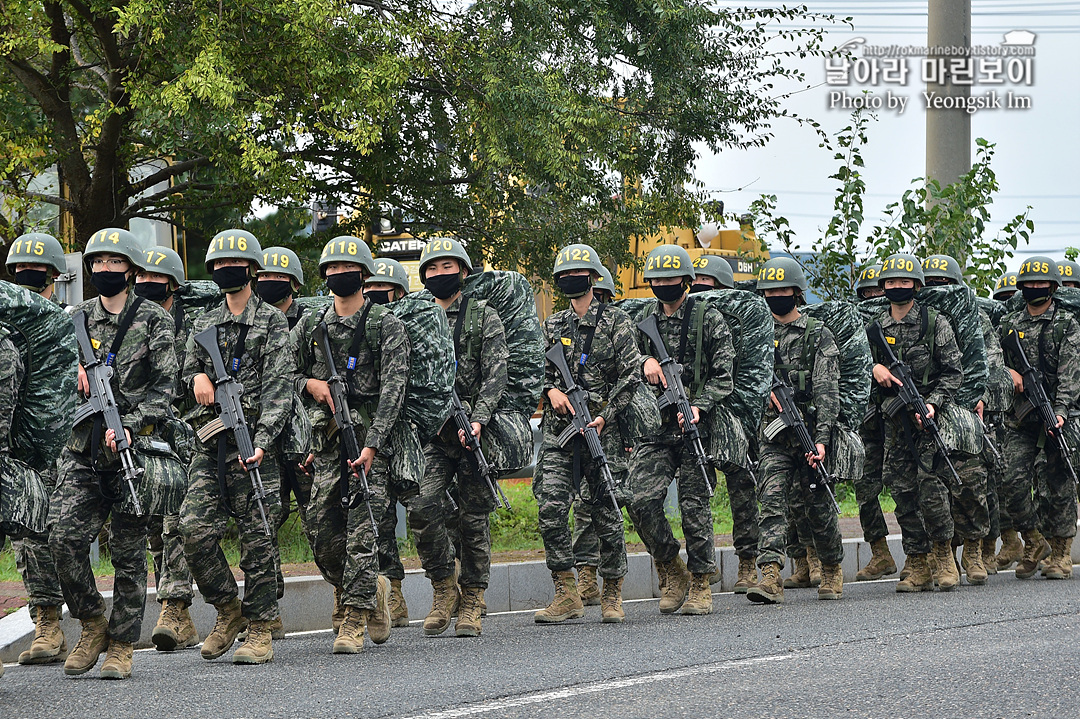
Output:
[444, 295, 508, 427]
[636, 296, 735, 427]
[542, 299, 643, 444]
[980, 309, 1013, 414]
[766, 313, 840, 446]
[872, 300, 963, 413]
[70, 293, 177, 452]
[183, 292, 293, 451]
[0, 329, 23, 453]
[293, 299, 411, 453]
[999, 301, 1080, 421]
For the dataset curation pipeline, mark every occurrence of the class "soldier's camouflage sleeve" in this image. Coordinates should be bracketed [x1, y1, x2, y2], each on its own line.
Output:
[1052, 313, 1080, 420]
[252, 308, 294, 450]
[0, 333, 23, 450]
[926, 313, 963, 411]
[812, 326, 841, 446]
[979, 310, 1009, 409]
[125, 304, 178, 432]
[596, 309, 644, 424]
[366, 312, 411, 453]
[689, 306, 735, 416]
[291, 314, 316, 397]
[470, 304, 508, 427]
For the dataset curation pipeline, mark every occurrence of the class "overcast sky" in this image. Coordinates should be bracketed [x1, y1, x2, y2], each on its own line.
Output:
[697, 0, 1078, 270]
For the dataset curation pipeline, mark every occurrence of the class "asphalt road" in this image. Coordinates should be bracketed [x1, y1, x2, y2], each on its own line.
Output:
[3, 570, 1079, 719]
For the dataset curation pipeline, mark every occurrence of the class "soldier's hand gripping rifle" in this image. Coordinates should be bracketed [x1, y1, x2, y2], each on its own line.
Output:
[545, 343, 620, 512]
[637, 314, 715, 496]
[315, 322, 378, 537]
[71, 310, 144, 516]
[193, 325, 272, 536]
[765, 351, 841, 513]
[1002, 330, 1078, 486]
[451, 389, 510, 510]
[866, 322, 962, 486]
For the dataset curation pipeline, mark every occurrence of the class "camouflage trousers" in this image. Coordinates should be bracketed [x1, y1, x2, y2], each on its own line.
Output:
[724, 465, 761, 559]
[628, 438, 718, 575]
[882, 426, 954, 556]
[306, 446, 388, 610]
[855, 412, 890, 544]
[180, 446, 282, 622]
[1002, 421, 1078, 539]
[949, 452, 989, 541]
[571, 455, 629, 567]
[377, 491, 407, 581]
[986, 416, 1011, 535]
[276, 456, 314, 599]
[12, 469, 63, 610]
[756, 440, 843, 567]
[534, 443, 627, 579]
[50, 450, 148, 643]
[148, 513, 194, 604]
[410, 438, 494, 588]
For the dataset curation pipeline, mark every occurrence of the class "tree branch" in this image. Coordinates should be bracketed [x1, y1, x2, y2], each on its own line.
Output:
[127, 157, 211, 197]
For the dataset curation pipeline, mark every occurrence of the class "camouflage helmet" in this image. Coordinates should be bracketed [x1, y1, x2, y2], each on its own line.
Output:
[922, 254, 965, 285]
[756, 256, 807, 291]
[369, 257, 411, 295]
[204, 229, 263, 273]
[319, 235, 375, 277]
[260, 246, 304, 285]
[992, 271, 1018, 299]
[1016, 256, 1061, 287]
[643, 244, 695, 281]
[419, 237, 473, 277]
[1057, 259, 1080, 286]
[83, 227, 147, 272]
[878, 253, 925, 286]
[6, 232, 66, 275]
[857, 263, 883, 292]
[594, 266, 616, 298]
[139, 246, 186, 285]
[692, 254, 734, 289]
[552, 243, 604, 278]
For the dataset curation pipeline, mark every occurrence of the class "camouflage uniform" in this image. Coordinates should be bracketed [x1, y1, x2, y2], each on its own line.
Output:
[571, 425, 630, 567]
[535, 299, 641, 579]
[410, 297, 508, 588]
[874, 301, 963, 556]
[0, 330, 24, 548]
[51, 294, 177, 643]
[999, 304, 1080, 540]
[628, 299, 734, 575]
[180, 294, 291, 623]
[854, 407, 890, 543]
[293, 300, 411, 610]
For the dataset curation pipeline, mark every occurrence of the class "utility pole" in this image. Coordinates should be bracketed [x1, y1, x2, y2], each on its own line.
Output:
[925, 0, 971, 192]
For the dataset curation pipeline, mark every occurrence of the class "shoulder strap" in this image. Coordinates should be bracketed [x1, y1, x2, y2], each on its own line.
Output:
[105, 296, 146, 367]
[347, 302, 376, 377]
[690, 298, 708, 396]
[576, 302, 606, 385]
[677, 296, 696, 366]
[173, 301, 184, 336]
[453, 296, 470, 362]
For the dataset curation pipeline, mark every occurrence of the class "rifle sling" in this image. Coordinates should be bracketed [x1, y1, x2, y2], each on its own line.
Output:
[575, 302, 606, 388]
[346, 302, 375, 383]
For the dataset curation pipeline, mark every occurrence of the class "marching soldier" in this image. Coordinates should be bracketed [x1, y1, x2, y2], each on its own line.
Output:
[993, 272, 1018, 302]
[1057, 259, 1080, 290]
[0, 321, 25, 681]
[258, 246, 307, 327]
[689, 254, 735, 292]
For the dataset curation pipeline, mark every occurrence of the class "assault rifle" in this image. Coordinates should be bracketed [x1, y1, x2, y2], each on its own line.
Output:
[1002, 330, 1078, 486]
[765, 351, 841, 513]
[545, 343, 620, 511]
[637, 314, 715, 496]
[978, 416, 1003, 464]
[866, 322, 962, 486]
[71, 310, 144, 516]
[314, 322, 378, 537]
[451, 389, 510, 510]
[193, 325, 272, 535]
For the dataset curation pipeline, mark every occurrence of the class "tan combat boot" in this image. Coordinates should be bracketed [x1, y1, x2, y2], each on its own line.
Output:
[995, 530, 1024, 571]
[366, 575, 392, 644]
[456, 587, 484, 637]
[332, 606, 366, 654]
[577, 565, 602, 606]
[332, 585, 345, 632]
[734, 556, 758, 594]
[534, 571, 585, 623]
[63, 614, 109, 675]
[152, 599, 200, 651]
[656, 556, 691, 614]
[856, 538, 898, 581]
[963, 540, 988, 586]
[681, 574, 713, 615]
[390, 579, 409, 627]
[895, 553, 934, 592]
[1016, 529, 1051, 579]
[99, 639, 133, 680]
[982, 536, 999, 575]
[19, 605, 67, 664]
[477, 588, 488, 616]
[201, 597, 247, 660]
[818, 564, 843, 600]
[601, 577, 625, 623]
[807, 546, 822, 587]
[898, 555, 912, 580]
[784, 557, 811, 589]
[423, 575, 462, 636]
[233, 620, 273, 664]
[746, 562, 784, 604]
[1042, 537, 1074, 580]
[932, 541, 960, 591]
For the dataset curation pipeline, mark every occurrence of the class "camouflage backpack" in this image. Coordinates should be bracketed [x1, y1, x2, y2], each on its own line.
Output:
[976, 295, 1007, 328]
[171, 279, 222, 329]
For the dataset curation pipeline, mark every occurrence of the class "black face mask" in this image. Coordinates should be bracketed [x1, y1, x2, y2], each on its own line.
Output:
[689, 282, 714, 295]
[765, 294, 798, 316]
[91, 270, 129, 298]
[423, 272, 461, 300]
[326, 271, 364, 297]
[134, 281, 171, 302]
[884, 286, 915, 304]
[555, 274, 592, 299]
[923, 278, 952, 287]
[651, 282, 685, 304]
[1021, 285, 1052, 306]
[256, 279, 292, 305]
[212, 265, 251, 293]
[14, 268, 48, 291]
[365, 289, 393, 305]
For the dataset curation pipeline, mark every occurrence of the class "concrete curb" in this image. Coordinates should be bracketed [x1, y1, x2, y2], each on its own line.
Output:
[4, 533, 1079, 663]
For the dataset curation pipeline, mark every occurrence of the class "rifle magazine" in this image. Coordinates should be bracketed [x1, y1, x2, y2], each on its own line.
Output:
[763, 416, 787, 442]
[196, 418, 226, 444]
